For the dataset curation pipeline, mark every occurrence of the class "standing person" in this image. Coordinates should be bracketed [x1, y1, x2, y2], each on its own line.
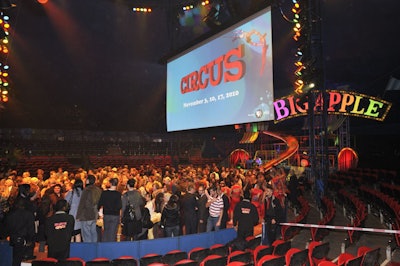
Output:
[5, 198, 36, 266]
[49, 184, 64, 216]
[64, 179, 84, 242]
[205, 186, 224, 232]
[197, 185, 208, 233]
[152, 192, 165, 238]
[262, 184, 284, 245]
[233, 190, 259, 239]
[121, 178, 143, 241]
[180, 183, 198, 235]
[45, 199, 75, 260]
[76, 175, 102, 243]
[161, 194, 180, 237]
[218, 186, 230, 229]
[97, 177, 122, 242]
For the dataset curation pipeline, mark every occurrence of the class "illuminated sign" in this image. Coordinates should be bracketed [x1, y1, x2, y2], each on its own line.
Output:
[274, 90, 392, 122]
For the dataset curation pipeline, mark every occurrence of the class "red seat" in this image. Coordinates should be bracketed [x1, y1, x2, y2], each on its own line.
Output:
[257, 255, 285, 266]
[252, 245, 274, 264]
[188, 247, 210, 263]
[317, 261, 337, 266]
[200, 254, 227, 266]
[227, 250, 252, 265]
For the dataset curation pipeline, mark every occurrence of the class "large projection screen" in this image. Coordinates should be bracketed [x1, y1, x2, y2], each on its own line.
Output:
[167, 7, 274, 132]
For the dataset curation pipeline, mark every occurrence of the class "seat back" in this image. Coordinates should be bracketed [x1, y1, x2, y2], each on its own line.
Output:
[163, 251, 188, 265]
[57, 257, 85, 266]
[257, 255, 286, 266]
[31, 259, 58, 266]
[288, 248, 308, 266]
[272, 240, 291, 256]
[209, 244, 229, 257]
[189, 247, 210, 263]
[309, 242, 330, 266]
[345, 256, 363, 266]
[86, 258, 111, 266]
[228, 250, 252, 265]
[200, 254, 227, 266]
[360, 248, 379, 266]
[254, 245, 274, 263]
[173, 259, 199, 266]
[140, 254, 163, 266]
[112, 257, 138, 266]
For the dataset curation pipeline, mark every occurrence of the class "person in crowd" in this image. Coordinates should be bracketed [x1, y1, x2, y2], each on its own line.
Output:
[197, 184, 208, 233]
[180, 183, 198, 235]
[97, 177, 122, 242]
[263, 184, 285, 245]
[76, 175, 102, 242]
[48, 184, 64, 216]
[45, 199, 75, 260]
[205, 186, 224, 232]
[121, 178, 143, 241]
[233, 190, 259, 239]
[64, 178, 84, 242]
[152, 192, 165, 238]
[218, 184, 230, 229]
[161, 194, 180, 237]
[5, 197, 36, 266]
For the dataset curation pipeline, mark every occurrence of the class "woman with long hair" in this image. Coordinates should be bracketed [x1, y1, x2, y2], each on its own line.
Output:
[161, 194, 180, 237]
[65, 179, 84, 242]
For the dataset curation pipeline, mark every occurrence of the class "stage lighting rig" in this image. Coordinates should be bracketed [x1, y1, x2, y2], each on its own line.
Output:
[292, 0, 314, 94]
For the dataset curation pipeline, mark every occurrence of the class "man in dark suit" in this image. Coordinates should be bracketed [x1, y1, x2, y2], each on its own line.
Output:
[45, 199, 75, 260]
[181, 183, 198, 235]
[197, 184, 208, 233]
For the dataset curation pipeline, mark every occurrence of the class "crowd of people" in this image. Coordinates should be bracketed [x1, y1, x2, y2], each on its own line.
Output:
[0, 162, 303, 265]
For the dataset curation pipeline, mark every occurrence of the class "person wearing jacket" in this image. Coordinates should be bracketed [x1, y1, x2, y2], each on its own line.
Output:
[263, 184, 284, 245]
[45, 199, 75, 260]
[5, 197, 36, 266]
[233, 189, 259, 239]
[161, 194, 180, 237]
[76, 175, 102, 242]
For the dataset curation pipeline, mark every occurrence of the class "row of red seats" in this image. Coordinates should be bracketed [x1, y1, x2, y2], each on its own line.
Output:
[311, 197, 335, 242]
[380, 182, 400, 199]
[317, 245, 380, 266]
[338, 189, 367, 244]
[359, 185, 400, 247]
[281, 196, 311, 241]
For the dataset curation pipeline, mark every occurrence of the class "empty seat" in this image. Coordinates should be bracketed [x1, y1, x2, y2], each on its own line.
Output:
[112, 256, 138, 266]
[253, 245, 274, 264]
[163, 250, 188, 266]
[227, 250, 252, 265]
[86, 257, 111, 266]
[200, 254, 227, 266]
[308, 242, 330, 266]
[31, 258, 58, 266]
[188, 247, 210, 263]
[209, 244, 229, 257]
[140, 254, 163, 266]
[257, 255, 286, 266]
[285, 248, 308, 266]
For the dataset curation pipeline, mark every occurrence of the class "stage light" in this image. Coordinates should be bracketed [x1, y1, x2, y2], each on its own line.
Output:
[201, 0, 210, 6]
[132, 7, 152, 13]
[37, 0, 48, 4]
